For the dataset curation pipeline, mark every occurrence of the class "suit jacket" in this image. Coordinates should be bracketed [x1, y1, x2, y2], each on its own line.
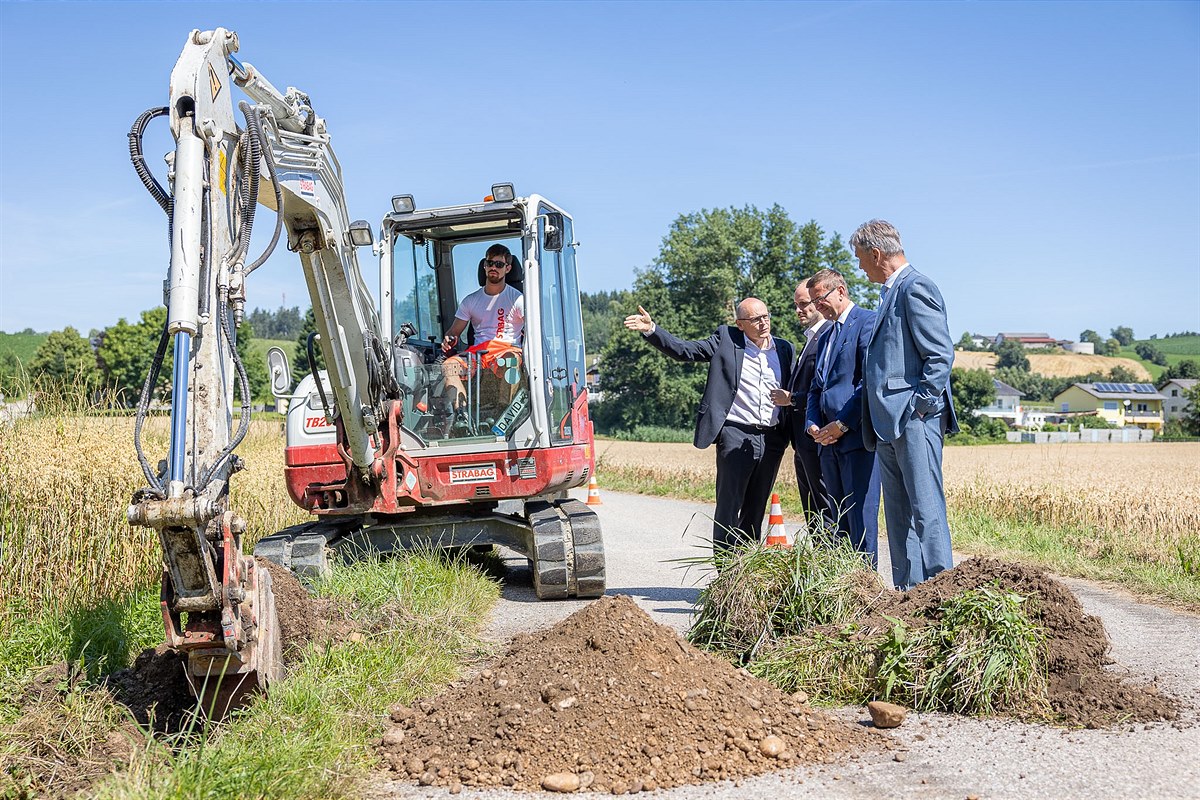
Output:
[806, 304, 875, 453]
[785, 326, 823, 453]
[862, 266, 960, 450]
[645, 324, 794, 450]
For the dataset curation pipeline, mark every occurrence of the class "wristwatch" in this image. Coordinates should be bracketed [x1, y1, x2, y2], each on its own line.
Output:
[833, 420, 849, 433]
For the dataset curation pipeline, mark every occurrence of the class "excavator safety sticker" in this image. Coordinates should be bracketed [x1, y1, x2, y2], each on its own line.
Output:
[208, 63, 222, 102]
[448, 464, 498, 484]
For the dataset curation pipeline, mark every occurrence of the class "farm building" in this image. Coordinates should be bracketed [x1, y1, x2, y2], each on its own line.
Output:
[994, 332, 1060, 350]
[1052, 382, 1165, 430]
[1161, 378, 1197, 422]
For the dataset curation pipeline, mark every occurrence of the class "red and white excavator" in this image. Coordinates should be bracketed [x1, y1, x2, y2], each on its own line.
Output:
[126, 27, 604, 715]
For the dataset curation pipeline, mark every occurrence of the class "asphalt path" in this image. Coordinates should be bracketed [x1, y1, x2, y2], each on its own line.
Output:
[372, 489, 1200, 800]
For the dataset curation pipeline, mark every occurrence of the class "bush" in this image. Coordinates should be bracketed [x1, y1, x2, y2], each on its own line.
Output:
[610, 425, 693, 443]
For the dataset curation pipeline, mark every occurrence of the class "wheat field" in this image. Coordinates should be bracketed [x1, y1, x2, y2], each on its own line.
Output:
[952, 350, 1151, 380]
[594, 439, 1200, 555]
[0, 415, 307, 616]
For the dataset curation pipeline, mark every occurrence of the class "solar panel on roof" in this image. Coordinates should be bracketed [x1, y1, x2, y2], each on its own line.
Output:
[1095, 382, 1113, 392]
[1134, 384, 1156, 393]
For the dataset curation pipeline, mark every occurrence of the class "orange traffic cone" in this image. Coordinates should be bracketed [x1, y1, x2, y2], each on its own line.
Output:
[765, 493, 790, 548]
[586, 475, 603, 505]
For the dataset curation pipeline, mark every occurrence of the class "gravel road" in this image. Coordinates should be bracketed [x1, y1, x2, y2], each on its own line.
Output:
[370, 489, 1200, 800]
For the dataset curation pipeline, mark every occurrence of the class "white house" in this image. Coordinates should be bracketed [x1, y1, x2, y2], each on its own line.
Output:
[976, 378, 1023, 426]
[1161, 378, 1197, 422]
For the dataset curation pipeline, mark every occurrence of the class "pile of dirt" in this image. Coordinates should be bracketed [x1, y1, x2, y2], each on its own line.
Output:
[379, 594, 882, 794]
[878, 557, 1178, 728]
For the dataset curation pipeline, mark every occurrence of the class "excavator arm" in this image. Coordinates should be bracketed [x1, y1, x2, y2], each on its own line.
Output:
[126, 27, 395, 715]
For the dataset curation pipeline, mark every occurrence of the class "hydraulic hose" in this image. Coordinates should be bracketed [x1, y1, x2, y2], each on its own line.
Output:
[133, 319, 172, 496]
[128, 107, 171, 215]
[241, 103, 284, 275]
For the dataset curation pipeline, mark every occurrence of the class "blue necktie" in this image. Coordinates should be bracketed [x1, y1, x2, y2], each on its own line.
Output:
[819, 321, 842, 381]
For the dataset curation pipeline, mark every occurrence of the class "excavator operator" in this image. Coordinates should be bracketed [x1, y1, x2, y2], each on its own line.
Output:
[436, 243, 525, 435]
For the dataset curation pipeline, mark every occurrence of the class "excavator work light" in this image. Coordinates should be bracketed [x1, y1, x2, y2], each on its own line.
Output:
[346, 220, 373, 247]
[391, 194, 415, 214]
[490, 183, 515, 203]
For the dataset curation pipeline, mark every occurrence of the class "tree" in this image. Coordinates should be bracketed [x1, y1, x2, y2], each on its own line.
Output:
[28, 326, 99, 391]
[247, 305, 304, 340]
[1110, 326, 1135, 347]
[581, 290, 628, 353]
[1163, 359, 1200, 381]
[949, 368, 996, 415]
[1104, 338, 1121, 357]
[956, 332, 978, 351]
[292, 306, 326, 386]
[1134, 342, 1168, 366]
[96, 308, 170, 406]
[0, 351, 25, 397]
[1179, 384, 1200, 436]
[994, 339, 1030, 372]
[1107, 365, 1139, 383]
[597, 206, 856, 431]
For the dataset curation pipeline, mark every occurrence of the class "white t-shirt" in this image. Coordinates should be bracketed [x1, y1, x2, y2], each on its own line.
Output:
[454, 285, 525, 344]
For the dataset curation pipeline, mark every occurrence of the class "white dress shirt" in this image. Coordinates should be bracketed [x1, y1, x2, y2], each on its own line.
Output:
[726, 336, 783, 427]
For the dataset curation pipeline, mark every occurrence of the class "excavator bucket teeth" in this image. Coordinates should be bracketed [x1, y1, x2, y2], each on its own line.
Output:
[188, 561, 283, 718]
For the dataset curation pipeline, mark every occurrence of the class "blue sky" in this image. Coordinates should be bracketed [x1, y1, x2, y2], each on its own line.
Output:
[1, 0, 1197, 343]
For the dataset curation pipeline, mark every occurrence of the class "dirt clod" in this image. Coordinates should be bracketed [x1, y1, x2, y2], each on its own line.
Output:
[379, 595, 876, 792]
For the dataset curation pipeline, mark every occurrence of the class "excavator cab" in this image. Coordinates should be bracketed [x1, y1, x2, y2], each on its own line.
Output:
[264, 187, 603, 601]
[382, 189, 586, 455]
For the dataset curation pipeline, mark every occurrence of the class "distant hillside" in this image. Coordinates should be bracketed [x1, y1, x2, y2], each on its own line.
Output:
[1141, 334, 1200, 355]
[0, 331, 48, 364]
[953, 350, 1152, 381]
[1115, 335, 1200, 381]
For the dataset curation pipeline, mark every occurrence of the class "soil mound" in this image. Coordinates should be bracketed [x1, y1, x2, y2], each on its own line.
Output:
[380, 594, 879, 794]
[879, 557, 1178, 727]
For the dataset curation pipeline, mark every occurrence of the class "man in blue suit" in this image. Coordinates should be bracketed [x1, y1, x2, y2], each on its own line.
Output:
[769, 280, 833, 530]
[624, 298, 794, 557]
[801, 269, 881, 566]
[854, 220, 959, 589]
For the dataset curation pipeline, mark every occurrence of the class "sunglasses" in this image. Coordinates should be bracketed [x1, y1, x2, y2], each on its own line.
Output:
[484, 259, 508, 269]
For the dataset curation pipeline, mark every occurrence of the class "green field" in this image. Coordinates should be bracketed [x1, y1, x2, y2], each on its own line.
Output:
[0, 330, 48, 364]
[1118, 334, 1200, 381]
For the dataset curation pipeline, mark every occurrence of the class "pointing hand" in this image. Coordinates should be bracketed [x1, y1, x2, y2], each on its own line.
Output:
[623, 305, 654, 333]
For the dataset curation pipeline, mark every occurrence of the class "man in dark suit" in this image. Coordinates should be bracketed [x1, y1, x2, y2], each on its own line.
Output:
[624, 298, 794, 557]
[854, 219, 959, 589]
[769, 280, 832, 530]
[803, 269, 882, 566]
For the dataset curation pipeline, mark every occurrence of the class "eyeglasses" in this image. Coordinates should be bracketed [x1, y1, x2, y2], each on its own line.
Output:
[812, 287, 837, 305]
[484, 259, 508, 269]
[738, 313, 771, 326]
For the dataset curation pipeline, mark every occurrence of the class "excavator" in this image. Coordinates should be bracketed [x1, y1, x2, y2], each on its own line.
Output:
[126, 27, 604, 716]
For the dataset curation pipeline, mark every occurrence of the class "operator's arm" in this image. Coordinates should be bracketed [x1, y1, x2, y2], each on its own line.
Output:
[906, 276, 954, 417]
[443, 317, 468, 350]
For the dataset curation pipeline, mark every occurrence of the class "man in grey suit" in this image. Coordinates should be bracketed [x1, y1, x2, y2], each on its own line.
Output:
[624, 298, 794, 557]
[854, 219, 959, 589]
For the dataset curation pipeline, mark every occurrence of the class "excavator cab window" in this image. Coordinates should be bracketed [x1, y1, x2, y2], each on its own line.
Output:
[537, 207, 586, 444]
[390, 228, 531, 445]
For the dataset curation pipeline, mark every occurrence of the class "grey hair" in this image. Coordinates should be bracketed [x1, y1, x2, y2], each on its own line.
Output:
[806, 269, 847, 293]
[849, 219, 904, 255]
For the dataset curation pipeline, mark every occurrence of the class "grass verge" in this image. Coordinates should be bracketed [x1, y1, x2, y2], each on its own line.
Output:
[1, 552, 499, 800]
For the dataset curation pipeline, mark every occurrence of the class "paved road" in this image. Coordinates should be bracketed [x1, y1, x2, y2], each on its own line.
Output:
[373, 489, 1200, 800]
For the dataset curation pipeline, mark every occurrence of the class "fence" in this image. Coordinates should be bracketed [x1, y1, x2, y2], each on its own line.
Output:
[1005, 428, 1156, 443]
